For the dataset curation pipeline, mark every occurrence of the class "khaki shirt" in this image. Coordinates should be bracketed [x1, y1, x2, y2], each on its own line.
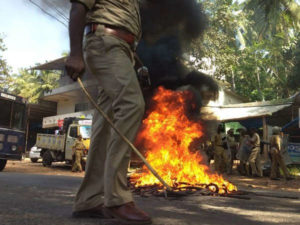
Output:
[227, 135, 236, 148]
[213, 133, 224, 146]
[239, 135, 249, 148]
[270, 135, 281, 151]
[71, 0, 142, 40]
[250, 133, 260, 148]
[72, 140, 86, 152]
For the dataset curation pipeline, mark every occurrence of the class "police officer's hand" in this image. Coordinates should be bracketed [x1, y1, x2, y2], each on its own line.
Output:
[137, 66, 149, 77]
[137, 66, 151, 87]
[65, 56, 85, 81]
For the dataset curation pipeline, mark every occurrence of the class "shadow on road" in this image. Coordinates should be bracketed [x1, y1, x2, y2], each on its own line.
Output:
[0, 172, 299, 225]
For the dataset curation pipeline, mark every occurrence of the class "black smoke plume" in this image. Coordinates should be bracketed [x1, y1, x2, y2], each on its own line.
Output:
[29, 0, 218, 104]
[138, 0, 209, 90]
[139, 1, 219, 141]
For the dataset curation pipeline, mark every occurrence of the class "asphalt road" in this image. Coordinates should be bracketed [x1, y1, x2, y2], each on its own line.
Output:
[0, 172, 300, 225]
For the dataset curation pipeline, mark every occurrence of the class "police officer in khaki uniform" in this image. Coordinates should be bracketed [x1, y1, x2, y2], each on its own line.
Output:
[236, 128, 250, 176]
[212, 125, 229, 173]
[269, 127, 293, 180]
[227, 129, 237, 174]
[72, 135, 86, 172]
[248, 128, 262, 177]
[65, 1, 151, 224]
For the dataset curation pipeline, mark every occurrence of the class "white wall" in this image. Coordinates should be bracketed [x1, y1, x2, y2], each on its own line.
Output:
[208, 88, 244, 106]
[57, 99, 92, 115]
[57, 100, 75, 115]
[223, 93, 244, 105]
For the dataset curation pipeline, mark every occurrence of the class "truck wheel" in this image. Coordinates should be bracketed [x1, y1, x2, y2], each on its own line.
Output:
[0, 159, 7, 171]
[42, 151, 53, 167]
[31, 158, 38, 163]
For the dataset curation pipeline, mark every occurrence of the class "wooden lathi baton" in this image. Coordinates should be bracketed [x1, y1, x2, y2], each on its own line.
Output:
[77, 77, 172, 192]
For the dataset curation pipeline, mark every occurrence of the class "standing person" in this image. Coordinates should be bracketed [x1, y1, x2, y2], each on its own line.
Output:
[236, 128, 251, 175]
[248, 128, 263, 177]
[205, 140, 214, 165]
[212, 124, 229, 173]
[72, 135, 86, 173]
[65, 1, 151, 224]
[269, 127, 293, 181]
[227, 129, 237, 174]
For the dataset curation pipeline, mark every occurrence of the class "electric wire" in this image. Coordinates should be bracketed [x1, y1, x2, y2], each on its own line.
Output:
[28, 0, 68, 28]
[43, 0, 69, 22]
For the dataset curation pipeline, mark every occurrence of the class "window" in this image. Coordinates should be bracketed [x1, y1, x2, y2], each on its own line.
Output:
[75, 103, 89, 112]
[7, 135, 18, 143]
[69, 126, 78, 138]
[0, 99, 12, 127]
[12, 103, 26, 130]
[288, 128, 300, 143]
[79, 125, 92, 139]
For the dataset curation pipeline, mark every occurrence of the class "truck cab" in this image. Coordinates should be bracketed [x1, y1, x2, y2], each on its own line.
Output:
[65, 121, 91, 163]
[36, 117, 91, 167]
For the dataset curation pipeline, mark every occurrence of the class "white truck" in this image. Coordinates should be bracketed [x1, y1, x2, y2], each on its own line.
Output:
[36, 118, 91, 167]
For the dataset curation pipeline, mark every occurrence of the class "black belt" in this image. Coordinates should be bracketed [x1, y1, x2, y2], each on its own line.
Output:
[84, 23, 138, 50]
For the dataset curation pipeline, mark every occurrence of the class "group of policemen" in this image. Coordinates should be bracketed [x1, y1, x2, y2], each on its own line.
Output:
[210, 124, 294, 180]
[73, 123, 295, 177]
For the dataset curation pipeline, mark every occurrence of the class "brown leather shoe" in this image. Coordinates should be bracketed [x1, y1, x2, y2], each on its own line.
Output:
[103, 202, 152, 224]
[72, 204, 104, 218]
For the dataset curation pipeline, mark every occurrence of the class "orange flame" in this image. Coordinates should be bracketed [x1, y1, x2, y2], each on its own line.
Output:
[134, 87, 236, 193]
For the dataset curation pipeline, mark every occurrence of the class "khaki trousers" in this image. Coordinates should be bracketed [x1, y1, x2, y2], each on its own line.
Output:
[270, 148, 290, 179]
[214, 146, 229, 173]
[248, 147, 262, 177]
[228, 147, 237, 174]
[74, 27, 145, 210]
[72, 150, 83, 172]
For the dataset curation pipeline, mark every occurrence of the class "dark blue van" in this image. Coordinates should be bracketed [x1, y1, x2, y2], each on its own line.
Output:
[0, 91, 27, 171]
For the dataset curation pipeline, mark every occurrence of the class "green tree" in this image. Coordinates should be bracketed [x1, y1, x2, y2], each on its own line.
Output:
[191, 0, 254, 95]
[245, 0, 300, 39]
[0, 35, 60, 101]
[191, 0, 248, 79]
[241, 0, 300, 99]
[189, 0, 300, 101]
[0, 35, 11, 90]
[235, 31, 299, 100]
[288, 38, 300, 92]
[10, 69, 60, 103]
